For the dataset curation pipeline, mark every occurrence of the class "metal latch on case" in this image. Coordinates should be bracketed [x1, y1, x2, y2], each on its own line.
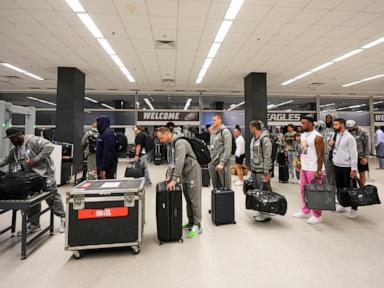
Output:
[124, 193, 135, 207]
[73, 195, 85, 210]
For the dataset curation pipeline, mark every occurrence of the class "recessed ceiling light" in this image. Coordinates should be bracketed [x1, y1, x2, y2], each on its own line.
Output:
[207, 43, 221, 58]
[361, 36, 384, 49]
[100, 103, 115, 110]
[85, 96, 98, 103]
[342, 73, 384, 87]
[65, 0, 85, 13]
[97, 38, 116, 55]
[77, 13, 103, 38]
[214, 20, 233, 43]
[332, 49, 363, 62]
[1, 63, 44, 80]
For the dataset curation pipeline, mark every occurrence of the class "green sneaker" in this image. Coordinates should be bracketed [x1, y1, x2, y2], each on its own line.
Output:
[182, 223, 193, 230]
[187, 225, 202, 239]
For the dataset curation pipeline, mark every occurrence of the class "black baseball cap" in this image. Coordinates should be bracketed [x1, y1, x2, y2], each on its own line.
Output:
[4, 127, 21, 139]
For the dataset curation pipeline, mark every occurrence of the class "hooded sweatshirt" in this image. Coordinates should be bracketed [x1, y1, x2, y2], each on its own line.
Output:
[323, 115, 335, 155]
[0, 135, 55, 177]
[81, 127, 99, 158]
[250, 129, 272, 175]
[96, 116, 117, 171]
[209, 124, 232, 166]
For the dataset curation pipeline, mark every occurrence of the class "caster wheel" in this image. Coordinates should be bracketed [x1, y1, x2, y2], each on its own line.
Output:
[208, 209, 211, 214]
[233, 221, 237, 224]
[73, 250, 84, 259]
[131, 246, 140, 255]
[179, 239, 184, 244]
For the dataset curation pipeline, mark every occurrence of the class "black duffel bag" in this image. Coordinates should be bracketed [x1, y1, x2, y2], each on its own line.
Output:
[0, 170, 45, 200]
[304, 177, 336, 211]
[243, 177, 255, 194]
[337, 179, 381, 207]
[124, 161, 145, 178]
[245, 184, 287, 216]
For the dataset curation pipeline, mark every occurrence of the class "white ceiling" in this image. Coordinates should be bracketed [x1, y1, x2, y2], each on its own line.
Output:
[0, 0, 384, 96]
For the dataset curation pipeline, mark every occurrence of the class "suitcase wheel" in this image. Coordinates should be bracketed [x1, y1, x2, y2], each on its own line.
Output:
[73, 250, 84, 259]
[233, 221, 237, 224]
[208, 209, 211, 214]
[179, 238, 184, 244]
[131, 246, 141, 255]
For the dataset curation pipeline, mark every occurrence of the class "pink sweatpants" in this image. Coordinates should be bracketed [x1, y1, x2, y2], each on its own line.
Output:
[300, 170, 322, 217]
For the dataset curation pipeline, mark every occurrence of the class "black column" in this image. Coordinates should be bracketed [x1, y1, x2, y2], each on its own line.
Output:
[244, 72, 267, 165]
[56, 67, 85, 167]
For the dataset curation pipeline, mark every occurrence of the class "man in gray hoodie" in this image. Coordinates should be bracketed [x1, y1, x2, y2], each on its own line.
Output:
[208, 114, 232, 189]
[157, 127, 202, 239]
[81, 121, 99, 180]
[0, 128, 65, 233]
[249, 120, 273, 222]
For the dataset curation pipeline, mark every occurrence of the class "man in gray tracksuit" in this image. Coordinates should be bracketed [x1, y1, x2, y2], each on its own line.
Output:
[208, 114, 232, 189]
[249, 121, 273, 222]
[0, 128, 65, 233]
[157, 127, 202, 239]
[81, 121, 99, 180]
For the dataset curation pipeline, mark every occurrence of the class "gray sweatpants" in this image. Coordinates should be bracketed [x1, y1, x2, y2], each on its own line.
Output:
[182, 167, 202, 226]
[208, 162, 231, 189]
[29, 177, 65, 226]
[87, 153, 97, 180]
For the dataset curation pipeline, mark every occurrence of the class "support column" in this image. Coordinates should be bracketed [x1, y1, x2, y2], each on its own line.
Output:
[244, 72, 267, 165]
[56, 67, 85, 168]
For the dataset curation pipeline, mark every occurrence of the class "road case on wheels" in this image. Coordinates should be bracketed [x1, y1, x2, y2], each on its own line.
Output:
[65, 179, 145, 259]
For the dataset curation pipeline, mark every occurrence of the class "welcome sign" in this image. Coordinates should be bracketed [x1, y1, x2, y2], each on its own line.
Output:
[137, 111, 200, 125]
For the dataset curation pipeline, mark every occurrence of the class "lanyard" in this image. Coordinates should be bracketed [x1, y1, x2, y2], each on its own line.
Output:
[335, 133, 344, 150]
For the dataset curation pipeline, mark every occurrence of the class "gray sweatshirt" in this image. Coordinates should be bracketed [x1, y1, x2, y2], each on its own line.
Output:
[81, 127, 99, 158]
[323, 127, 334, 155]
[250, 130, 272, 175]
[209, 124, 232, 166]
[0, 135, 55, 177]
[170, 134, 200, 182]
[332, 131, 358, 171]
[350, 127, 370, 158]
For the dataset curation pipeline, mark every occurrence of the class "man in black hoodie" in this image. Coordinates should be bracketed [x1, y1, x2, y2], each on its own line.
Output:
[96, 116, 117, 179]
[323, 114, 335, 185]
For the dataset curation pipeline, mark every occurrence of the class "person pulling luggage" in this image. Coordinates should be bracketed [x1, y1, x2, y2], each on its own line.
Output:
[157, 127, 203, 239]
[249, 120, 273, 222]
[0, 127, 66, 233]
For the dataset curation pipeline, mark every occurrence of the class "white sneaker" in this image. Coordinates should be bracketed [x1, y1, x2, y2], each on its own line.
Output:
[307, 215, 322, 225]
[254, 215, 271, 222]
[293, 211, 311, 219]
[345, 209, 357, 219]
[234, 180, 243, 186]
[336, 205, 347, 213]
[59, 218, 65, 233]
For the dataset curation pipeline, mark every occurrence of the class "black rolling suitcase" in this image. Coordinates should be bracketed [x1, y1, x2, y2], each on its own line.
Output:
[154, 144, 162, 166]
[202, 166, 210, 187]
[210, 175, 236, 226]
[156, 181, 183, 244]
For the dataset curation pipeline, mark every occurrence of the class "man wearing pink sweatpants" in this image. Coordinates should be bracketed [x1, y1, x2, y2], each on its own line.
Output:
[293, 115, 325, 225]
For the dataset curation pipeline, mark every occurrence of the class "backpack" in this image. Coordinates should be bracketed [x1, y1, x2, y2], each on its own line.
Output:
[220, 129, 236, 155]
[87, 133, 98, 154]
[174, 137, 211, 166]
[115, 132, 128, 153]
[144, 133, 154, 152]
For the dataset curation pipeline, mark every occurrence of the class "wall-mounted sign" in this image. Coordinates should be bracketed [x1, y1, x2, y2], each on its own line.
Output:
[267, 112, 316, 124]
[137, 111, 199, 125]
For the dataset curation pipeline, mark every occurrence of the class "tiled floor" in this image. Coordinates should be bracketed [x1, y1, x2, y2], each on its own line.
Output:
[1, 159, 383, 288]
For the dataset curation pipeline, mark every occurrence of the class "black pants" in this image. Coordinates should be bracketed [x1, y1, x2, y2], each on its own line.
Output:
[333, 165, 357, 210]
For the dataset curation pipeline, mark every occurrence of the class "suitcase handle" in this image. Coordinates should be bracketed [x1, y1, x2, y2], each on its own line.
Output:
[173, 207, 178, 219]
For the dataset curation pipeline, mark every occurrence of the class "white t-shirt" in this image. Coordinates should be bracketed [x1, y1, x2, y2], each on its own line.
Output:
[235, 135, 245, 157]
[300, 130, 325, 172]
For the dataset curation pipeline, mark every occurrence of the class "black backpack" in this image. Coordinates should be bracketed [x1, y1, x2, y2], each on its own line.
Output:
[174, 137, 211, 166]
[0, 170, 45, 200]
[220, 129, 236, 155]
[145, 133, 154, 152]
[87, 133, 98, 154]
[115, 132, 128, 153]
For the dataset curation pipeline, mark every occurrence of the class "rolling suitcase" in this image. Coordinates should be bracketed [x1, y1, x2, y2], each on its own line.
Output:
[210, 175, 236, 226]
[156, 181, 183, 244]
[154, 144, 162, 166]
[202, 166, 210, 187]
[65, 179, 145, 259]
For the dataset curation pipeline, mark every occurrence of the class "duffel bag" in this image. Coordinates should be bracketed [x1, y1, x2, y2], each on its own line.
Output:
[245, 184, 287, 216]
[0, 170, 45, 200]
[337, 179, 380, 207]
[124, 161, 145, 178]
[243, 177, 254, 194]
[304, 177, 336, 211]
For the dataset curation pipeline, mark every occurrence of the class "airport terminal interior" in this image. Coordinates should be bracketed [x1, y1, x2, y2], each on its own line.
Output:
[0, 0, 384, 287]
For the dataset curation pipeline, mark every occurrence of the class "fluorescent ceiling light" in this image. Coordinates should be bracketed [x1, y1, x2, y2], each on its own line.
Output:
[110, 54, 124, 67]
[97, 38, 115, 55]
[361, 74, 384, 82]
[77, 13, 103, 38]
[342, 81, 363, 87]
[126, 75, 135, 83]
[207, 43, 221, 58]
[198, 68, 208, 78]
[332, 49, 363, 62]
[1, 63, 44, 80]
[214, 20, 233, 43]
[320, 103, 335, 108]
[85, 96, 98, 103]
[361, 36, 384, 49]
[227, 101, 244, 111]
[196, 76, 203, 84]
[184, 98, 192, 110]
[119, 66, 130, 76]
[342, 73, 384, 87]
[27, 96, 56, 106]
[373, 101, 384, 105]
[270, 100, 294, 109]
[224, 0, 245, 20]
[294, 71, 312, 80]
[281, 79, 296, 86]
[374, 108, 379, 111]
[202, 58, 213, 70]
[311, 62, 334, 73]
[100, 103, 115, 110]
[144, 98, 155, 110]
[65, 0, 85, 12]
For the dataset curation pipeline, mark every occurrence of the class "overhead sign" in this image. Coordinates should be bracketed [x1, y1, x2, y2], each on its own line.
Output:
[137, 111, 199, 122]
[267, 112, 317, 123]
[374, 113, 384, 123]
